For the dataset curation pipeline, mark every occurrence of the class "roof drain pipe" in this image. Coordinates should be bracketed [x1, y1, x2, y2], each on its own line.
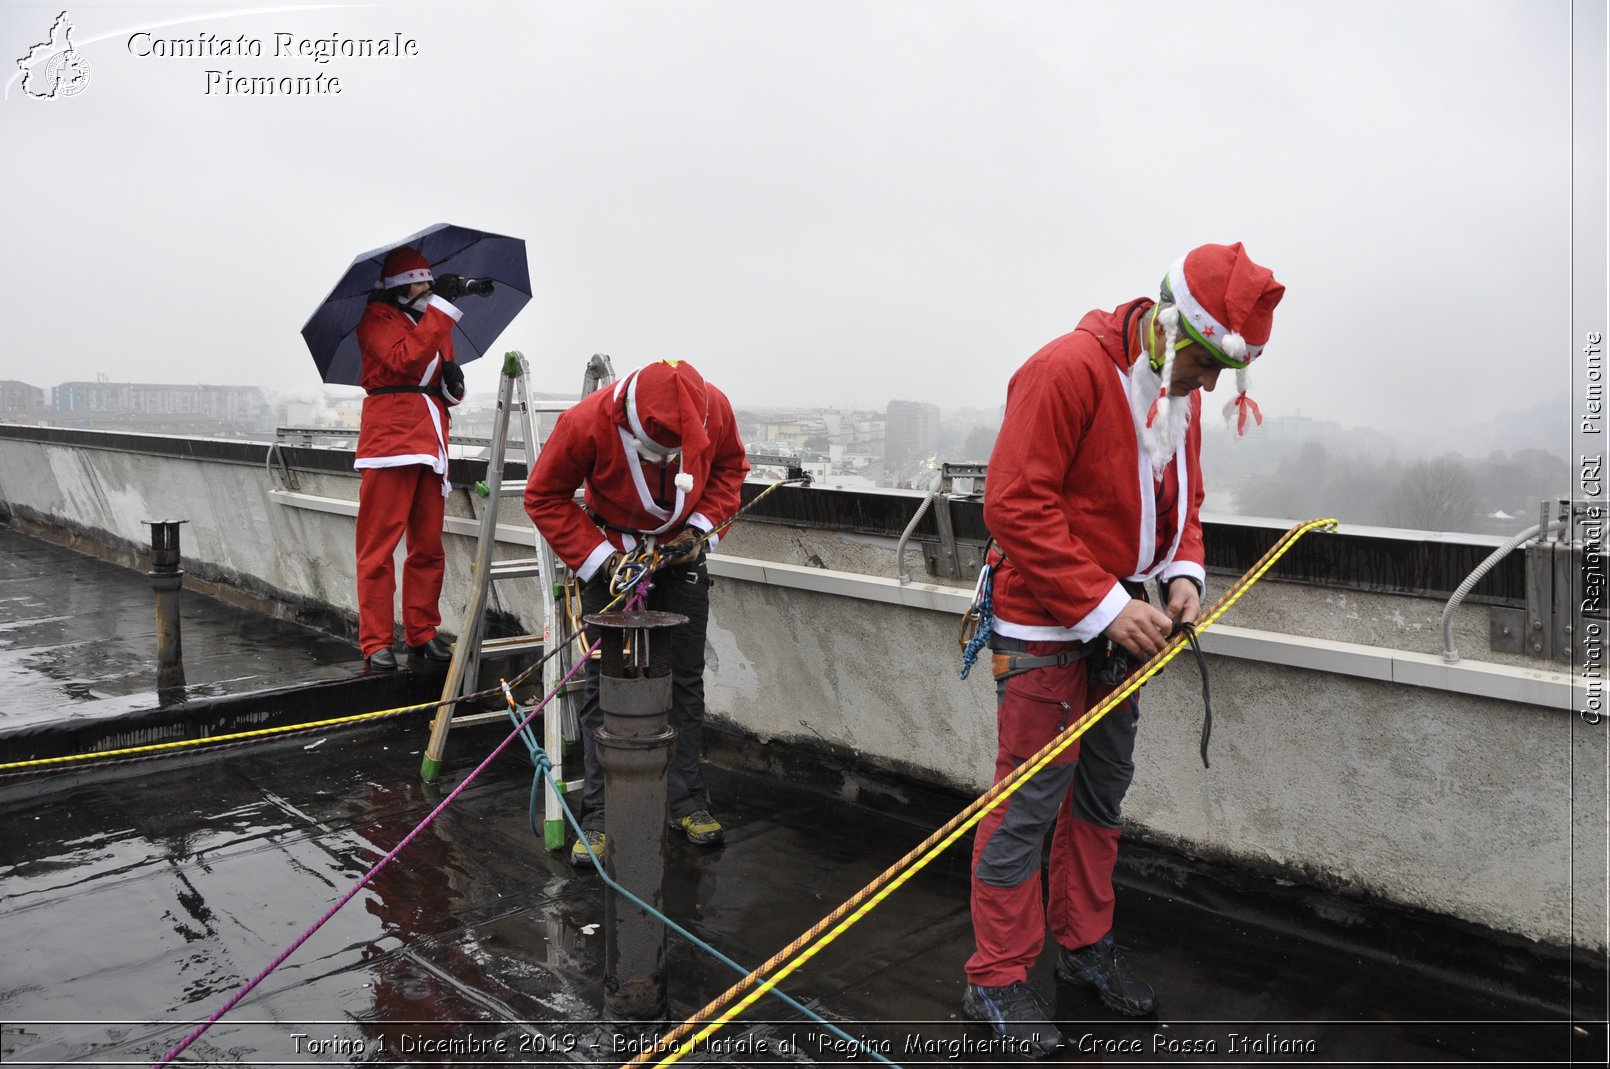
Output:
[896, 472, 944, 585]
[1441, 511, 1566, 664]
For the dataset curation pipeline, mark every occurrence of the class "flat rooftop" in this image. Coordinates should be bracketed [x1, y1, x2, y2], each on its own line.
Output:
[0, 526, 1602, 1066]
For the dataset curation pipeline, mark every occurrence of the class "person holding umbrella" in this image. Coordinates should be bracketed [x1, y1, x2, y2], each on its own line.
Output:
[353, 246, 474, 672]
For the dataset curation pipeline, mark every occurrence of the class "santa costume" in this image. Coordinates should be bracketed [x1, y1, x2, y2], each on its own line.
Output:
[353, 246, 465, 659]
[967, 243, 1284, 1016]
[525, 359, 748, 839]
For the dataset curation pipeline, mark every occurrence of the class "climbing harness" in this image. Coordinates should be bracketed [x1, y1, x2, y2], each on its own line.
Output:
[622, 518, 1338, 1069]
[989, 644, 1099, 682]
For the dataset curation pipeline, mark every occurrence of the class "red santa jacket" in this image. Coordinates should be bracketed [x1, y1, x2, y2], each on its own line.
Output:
[354, 295, 464, 492]
[984, 299, 1206, 642]
[524, 375, 749, 580]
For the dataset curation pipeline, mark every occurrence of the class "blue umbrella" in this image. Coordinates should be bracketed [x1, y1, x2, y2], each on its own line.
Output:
[301, 222, 532, 386]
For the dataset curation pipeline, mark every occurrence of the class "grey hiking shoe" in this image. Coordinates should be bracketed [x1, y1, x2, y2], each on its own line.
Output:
[1054, 932, 1157, 1015]
[961, 981, 1066, 1060]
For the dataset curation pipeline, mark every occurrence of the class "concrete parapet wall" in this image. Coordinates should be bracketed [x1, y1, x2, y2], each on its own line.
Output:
[0, 427, 1600, 952]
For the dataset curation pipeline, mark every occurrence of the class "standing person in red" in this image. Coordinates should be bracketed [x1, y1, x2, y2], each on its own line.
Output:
[962, 244, 1285, 1057]
[524, 359, 748, 867]
[353, 247, 468, 672]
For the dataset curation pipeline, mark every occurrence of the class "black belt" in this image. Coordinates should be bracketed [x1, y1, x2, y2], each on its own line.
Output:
[366, 385, 442, 398]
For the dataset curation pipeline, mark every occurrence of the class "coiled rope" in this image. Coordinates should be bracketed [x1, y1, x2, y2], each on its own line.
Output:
[622, 517, 1338, 1069]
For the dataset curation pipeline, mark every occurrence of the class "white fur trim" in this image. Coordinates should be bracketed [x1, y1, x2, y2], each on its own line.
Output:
[688, 512, 719, 551]
[355, 453, 442, 470]
[674, 472, 694, 492]
[614, 425, 685, 535]
[382, 267, 433, 288]
[992, 581, 1131, 643]
[1131, 433, 1190, 582]
[425, 294, 462, 322]
[626, 372, 676, 456]
[1161, 560, 1206, 588]
[578, 540, 617, 582]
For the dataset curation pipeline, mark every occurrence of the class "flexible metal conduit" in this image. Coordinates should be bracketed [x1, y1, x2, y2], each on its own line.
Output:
[895, 472, 945, 585]
[1441, 518, 1565, 664]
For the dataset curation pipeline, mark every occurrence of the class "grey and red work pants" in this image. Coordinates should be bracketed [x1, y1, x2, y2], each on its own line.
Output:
[964, 635, 1138, 987]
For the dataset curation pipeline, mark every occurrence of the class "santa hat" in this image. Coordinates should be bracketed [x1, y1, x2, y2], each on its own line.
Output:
[624, 359, 711, 469]
[380, 246, 433, 289]
[1149, 242, 1285, 438]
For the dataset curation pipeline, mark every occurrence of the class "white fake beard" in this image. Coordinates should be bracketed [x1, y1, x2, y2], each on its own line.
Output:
[1127, 359, 1192, 472]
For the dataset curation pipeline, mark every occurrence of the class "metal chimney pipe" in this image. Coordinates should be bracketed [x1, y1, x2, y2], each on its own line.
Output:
[143, 519, 188, 693]
[584, 607, 686, 1024]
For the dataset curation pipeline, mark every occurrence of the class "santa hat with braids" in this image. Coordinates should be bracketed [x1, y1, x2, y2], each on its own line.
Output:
[1154, 242, 1285, 437]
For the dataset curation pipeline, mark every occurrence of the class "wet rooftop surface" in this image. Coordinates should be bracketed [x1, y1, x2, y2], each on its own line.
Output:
[0, 526, 1604, 1066]
[0, 527, 359, 729]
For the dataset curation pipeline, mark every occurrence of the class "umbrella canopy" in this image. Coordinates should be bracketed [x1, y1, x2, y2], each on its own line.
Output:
[301, 223, 532, 386]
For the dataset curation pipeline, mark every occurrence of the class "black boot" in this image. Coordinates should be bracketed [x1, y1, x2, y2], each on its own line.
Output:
[407, 636, 452, 668]
[365, 648, 399, 673]
[1055, 933, 1157, 1015]
[961, 981, 1066, 1060]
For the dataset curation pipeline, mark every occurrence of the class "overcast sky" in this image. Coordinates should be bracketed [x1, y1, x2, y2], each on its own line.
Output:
[0, 0, 1593, 448]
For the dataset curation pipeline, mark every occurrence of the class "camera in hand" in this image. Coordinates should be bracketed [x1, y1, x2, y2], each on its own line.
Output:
[433, 274, 495, 301]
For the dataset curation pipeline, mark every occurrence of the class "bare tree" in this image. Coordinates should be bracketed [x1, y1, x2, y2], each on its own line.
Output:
[1386, 454, 1481, 531]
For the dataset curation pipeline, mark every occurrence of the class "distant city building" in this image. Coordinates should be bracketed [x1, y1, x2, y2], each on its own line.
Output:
[0, 380, 45, 416]
[884, 400, 941, 486]
[51, 381, 273, 426]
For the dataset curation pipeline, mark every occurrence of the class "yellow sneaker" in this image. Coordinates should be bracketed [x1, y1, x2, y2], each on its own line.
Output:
[669, 809, 724, 846]
[570, 829, 604, 870]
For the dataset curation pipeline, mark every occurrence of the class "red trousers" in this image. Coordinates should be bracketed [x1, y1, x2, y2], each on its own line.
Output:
[356, 465, 446, 655]
[964, 641, 1137, 987]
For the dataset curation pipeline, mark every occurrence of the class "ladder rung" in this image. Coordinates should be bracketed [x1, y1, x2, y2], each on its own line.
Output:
[497, 482, 527, 497]
[489, 559, 544, 580]
[482, 634, 545, 654]
[449, 710, 528, 728]
[516, 401, 573, 413]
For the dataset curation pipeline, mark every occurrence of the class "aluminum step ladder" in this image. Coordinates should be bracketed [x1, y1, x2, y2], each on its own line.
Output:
[419, 351, 615, 850]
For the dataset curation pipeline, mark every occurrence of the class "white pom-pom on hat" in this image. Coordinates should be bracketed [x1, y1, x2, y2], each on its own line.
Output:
[1220, 332, 1248, 362]
[674, 472, 694, 493]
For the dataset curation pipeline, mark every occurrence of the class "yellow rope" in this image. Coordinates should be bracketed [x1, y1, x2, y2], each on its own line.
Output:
[0, 699, 437, 772]
[631, 517, 1338, 1068]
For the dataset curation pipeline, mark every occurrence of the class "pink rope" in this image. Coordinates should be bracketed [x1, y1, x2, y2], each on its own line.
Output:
[153, 646, 597, 1067]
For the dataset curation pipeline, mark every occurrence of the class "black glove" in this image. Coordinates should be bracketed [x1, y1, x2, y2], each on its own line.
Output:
[441, 360, 465, 398]
[433, 274, 467, 302]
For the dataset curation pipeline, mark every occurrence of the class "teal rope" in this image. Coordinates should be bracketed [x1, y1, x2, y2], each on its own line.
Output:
[507, 705, 901, 1067]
